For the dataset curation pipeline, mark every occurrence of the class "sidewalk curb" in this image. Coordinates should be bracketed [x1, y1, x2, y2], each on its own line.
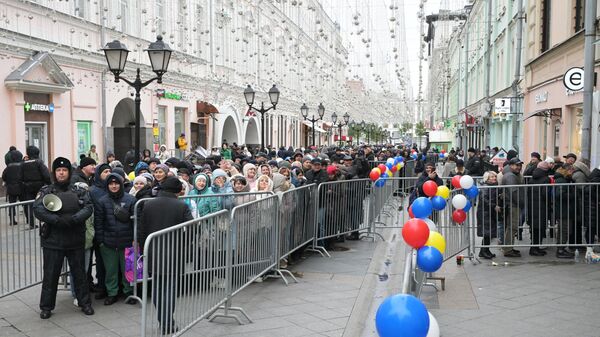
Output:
[343, 226, 408, 337]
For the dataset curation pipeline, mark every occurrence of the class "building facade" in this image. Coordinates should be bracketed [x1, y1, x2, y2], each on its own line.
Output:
[0, 0, 348, 169]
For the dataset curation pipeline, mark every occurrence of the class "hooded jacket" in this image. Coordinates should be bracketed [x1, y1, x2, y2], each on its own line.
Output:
[188, 173, 221, 217]
[1, 150, 23, 196]
[94, 173, 136, 248]
[243, 163, 258, 190]
[572, 161, 591, 184]
[272, 173, 293, 194]
[21, 146, 51, 196]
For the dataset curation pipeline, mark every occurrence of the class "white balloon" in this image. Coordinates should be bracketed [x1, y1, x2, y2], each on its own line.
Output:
[459, 175, 474, 189]
[424, 218, 437, 231]
[452, 194, 468, 209]
[426, 312, 440, 337]
[386, 158, 395, 165]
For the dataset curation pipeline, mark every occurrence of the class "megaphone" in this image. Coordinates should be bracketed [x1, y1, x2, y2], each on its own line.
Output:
[43, 194, 62, 212]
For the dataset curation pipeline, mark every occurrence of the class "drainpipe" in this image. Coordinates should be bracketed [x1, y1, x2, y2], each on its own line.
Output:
[462, 27, 469, 152]
[209, 0, 215, 75]
[511, 0, 524, 152]
[100, 0, 108, 155]
[484, 0, 492, 148]
[581, 0, 597, 163]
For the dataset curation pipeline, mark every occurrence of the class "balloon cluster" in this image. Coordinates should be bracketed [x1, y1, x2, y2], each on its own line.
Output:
[437, 149, 449, 159]
[450, 175, 478, 224]
[369, 156, 405, 187]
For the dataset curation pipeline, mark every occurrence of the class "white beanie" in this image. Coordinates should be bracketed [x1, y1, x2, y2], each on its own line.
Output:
[545, 157, 555, 164]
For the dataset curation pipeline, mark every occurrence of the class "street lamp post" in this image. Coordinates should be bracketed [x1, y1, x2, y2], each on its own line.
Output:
[102, 36, 172, 165]
[300, 103, 325, 147]
[353, 120, 367, 145]
[244, 84, 280, 152]
[332, 112, 350, 146]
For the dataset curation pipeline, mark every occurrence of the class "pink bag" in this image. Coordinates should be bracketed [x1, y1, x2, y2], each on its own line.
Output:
[124, 246, 143, 283]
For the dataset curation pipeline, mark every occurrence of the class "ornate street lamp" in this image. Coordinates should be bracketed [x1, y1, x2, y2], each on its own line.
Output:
[301, 103, 325, 147]
[332, 112, 351, 146]
[244, 84, 280, 152]
[102, 36, 172, 164]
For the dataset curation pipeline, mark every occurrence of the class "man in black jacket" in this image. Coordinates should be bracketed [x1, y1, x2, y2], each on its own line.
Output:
[22, 146, 51, 228]
[465, 147, 484, 177]
[305, 158, 329, 186]
[140, 177, 193, 334]
[71, 157, 96, 186]
[33, 157, 94, 319]
[2, 150, 24, 225]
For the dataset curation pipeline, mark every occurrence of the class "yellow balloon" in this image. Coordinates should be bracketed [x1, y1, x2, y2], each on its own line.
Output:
[436, 185, 450, 199]
[386, 170, 393, 178]
[425, 231, 446, 254]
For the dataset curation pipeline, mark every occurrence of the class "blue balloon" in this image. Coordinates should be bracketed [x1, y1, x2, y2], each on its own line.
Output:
[411, 153, 418, 160]
[393, 157, 400, 165]
[465, 185, 479, 199]
[438, 153, 444, 158]
[375, 294, 430, 337]
[431, 196, 446, 211]
[412, 197, 433, 219]
[417, 246, 444, 273]
[386, 162, 393, 170]
[375, 178, 386, 187]
[397, 156, 404, 163]
[463, 199, 472, 212]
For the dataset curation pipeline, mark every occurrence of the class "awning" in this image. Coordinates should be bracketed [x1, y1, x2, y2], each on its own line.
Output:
[302, 120, 326, 133]
[522, 109, 561, 121]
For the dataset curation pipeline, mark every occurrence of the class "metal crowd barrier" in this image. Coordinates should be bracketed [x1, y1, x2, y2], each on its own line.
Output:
[275, 184, 317, 284]
[208, 195, 280, 323]
[475, 182, 600, 253]
[0, 200, 43, 298]
[140, 210, 231, 337]
[311, 179, 372, 256]
[128, 192, 274, 305]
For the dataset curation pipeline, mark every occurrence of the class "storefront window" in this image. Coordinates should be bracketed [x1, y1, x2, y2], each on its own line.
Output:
[174, 107, 186, 145]
[77, 121, 92, 157]
[158, 106, 167, 148]
[570, 107, 583, 157]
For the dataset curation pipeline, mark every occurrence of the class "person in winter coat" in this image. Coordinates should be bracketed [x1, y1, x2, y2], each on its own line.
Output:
[71, 157, 96, 186]
[523, 152, 541, 177]
[585, 167, 600, 246]
[94, 173, 137, 305]
[211, 169, 234, 210]
[33, 157, 94, 319]
[252, 174, 273, 196]
[188, 173, 221, 218]
[553, 165, 576, 258]
[290, 167, 307, 187]
[476, 171, 501, 259]
[220, 143, 232, 160]
[259, 164, 273, 179]
[571, 161, 590, 246]
[410, 163, 443, 205]
[243, 163, 258, 190]
[4, 146, 16, 165]
[139, 177, 193, 334]
[527, 161, 552, 256]
[123, 149, 138, 174]
[2, 150, 24, 225]
[500, 158, 524, 257]
[21, 146, 52, 228]
[465, 147, 484, 176]
[448, 159, 466, 183]
[89, 163, 112, 299]
[304, 158, 328, 186]
[157, 145, 170, 163]
[231, 175, 256, 207]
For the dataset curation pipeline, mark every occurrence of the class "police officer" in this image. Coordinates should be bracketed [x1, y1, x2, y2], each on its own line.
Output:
[33, 157, 94, 319]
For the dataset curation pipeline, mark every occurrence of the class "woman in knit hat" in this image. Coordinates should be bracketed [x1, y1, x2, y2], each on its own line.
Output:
[242, 163, 258, 190]
[188, 173, 221, 218]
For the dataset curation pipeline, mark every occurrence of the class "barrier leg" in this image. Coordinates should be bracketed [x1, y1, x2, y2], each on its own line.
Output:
[208, 299, 252, 324]
[468, 211, 481, 264]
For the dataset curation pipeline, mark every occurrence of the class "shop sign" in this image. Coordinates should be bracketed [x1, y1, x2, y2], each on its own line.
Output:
[156, 89, 183, 100]
[535, 91, 548, 104]
[494, 98, 510, 115]
[24, 102, 54, 113]
[563, 67, 584, 91]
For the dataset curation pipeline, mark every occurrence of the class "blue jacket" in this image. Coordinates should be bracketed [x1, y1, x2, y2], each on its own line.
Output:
[94, 173, 136, 248]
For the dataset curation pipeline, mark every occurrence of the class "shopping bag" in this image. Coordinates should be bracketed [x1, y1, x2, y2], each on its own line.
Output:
[124, 246, 143, 283]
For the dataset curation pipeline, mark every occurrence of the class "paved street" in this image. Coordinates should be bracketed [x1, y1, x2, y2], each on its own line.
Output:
[0, 204, 599, 337]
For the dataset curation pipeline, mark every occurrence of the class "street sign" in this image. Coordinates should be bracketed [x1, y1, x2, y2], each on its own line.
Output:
[494, 98, 510, 115]
[563, 67, 584, 91]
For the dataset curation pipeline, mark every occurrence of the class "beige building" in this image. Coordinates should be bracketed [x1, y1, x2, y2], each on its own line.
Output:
[522, 0, 599, 162]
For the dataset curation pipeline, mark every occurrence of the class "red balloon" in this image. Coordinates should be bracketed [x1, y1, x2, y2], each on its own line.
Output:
[451, 175, 462, 189]
[369, 169, 380, 182]
[391, 165, 398, 173]
[452, 209, 467, 223]
[408, 206, 415, 219]
[402, 219, 430, 248]
[422, 180, 438, 197]
[378, 164, 387, 173]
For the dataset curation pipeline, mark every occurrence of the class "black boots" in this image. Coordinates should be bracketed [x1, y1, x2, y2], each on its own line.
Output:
[529, 247, 547, 256]
[478, 248, 495, 259]
[556, 248, 575, 258]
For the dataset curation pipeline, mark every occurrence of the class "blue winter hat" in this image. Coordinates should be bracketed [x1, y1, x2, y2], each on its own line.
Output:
[134, 161, 149, 176]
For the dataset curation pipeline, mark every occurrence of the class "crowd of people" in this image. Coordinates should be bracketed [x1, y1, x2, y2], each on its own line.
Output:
[2, 141, 599, 331]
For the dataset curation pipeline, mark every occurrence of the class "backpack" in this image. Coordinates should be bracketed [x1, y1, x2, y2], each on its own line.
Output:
[175, 138, 179, 149]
